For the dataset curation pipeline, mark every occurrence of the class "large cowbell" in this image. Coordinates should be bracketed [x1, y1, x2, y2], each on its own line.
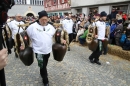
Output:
[3, 24, 13, 49]
[52, 29, 67, 61]
[15, 31, 34, 66]
[86, 25, 98, 51]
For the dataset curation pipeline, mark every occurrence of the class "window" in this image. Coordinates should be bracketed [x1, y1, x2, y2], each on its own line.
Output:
[42, 1, 43, 5]
[30, 0, 32, 4]
[112, 5, 128, 13]
[34, 0, 37, 5]
[53, 0, 56, 5]
[89, 7, 98, 15]
[15, 0, 27, 4]
[62, 0, 64, 3]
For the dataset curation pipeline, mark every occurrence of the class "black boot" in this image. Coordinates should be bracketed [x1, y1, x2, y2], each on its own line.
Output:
[15, 52, 18, 58]
[94, 61, 101, 65]
[89, 58, 94, 63]
[44, 83, 49, 86]
[68, 47, 70, 51]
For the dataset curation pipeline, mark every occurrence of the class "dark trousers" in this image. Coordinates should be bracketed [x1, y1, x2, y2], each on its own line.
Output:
[35, 53, 50, 84]
[115, 37, 121, 46]
[69, 33, 73, 44]
[0, 69, 6, 86]
[79, 37, 86, 44]
[0, 28, 6, 86]
[110, 37, 116, 45]
[89, 40, 103, 62]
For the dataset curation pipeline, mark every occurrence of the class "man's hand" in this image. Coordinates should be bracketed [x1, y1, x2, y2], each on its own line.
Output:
[0, 49, 8, 70]
[20, 45, 25, 50]
[95, 35, 98, 38]
[62, 40, 66, 45]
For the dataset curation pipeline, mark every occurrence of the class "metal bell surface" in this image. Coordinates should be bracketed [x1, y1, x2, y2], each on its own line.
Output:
[52, 43, 67, 61]
[19, 47, 34, 66]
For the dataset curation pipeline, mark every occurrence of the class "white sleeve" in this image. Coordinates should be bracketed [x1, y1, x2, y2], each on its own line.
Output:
[128, 24, 130, 29]
[62, 20, 66, 30]
[50, 25, 56, 36]
[26, 25, 33, 38]
[95, 22, 99, 28]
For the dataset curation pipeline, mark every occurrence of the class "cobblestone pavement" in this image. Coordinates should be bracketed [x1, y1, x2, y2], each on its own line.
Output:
[5, 42, 130, 86]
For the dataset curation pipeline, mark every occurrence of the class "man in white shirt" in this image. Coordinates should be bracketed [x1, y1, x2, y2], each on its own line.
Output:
[8, 13, 24, 57]
[21, 10, 66, 86]
[89, 11, 107, 65]
[62, 15, 74, 51]
[9, 13, 24, 39]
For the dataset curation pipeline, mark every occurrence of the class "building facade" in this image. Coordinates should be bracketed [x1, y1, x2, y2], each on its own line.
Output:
[44, 0, 71, 17]
[70, 0, 130, 16]
[8, 0, 44, 17]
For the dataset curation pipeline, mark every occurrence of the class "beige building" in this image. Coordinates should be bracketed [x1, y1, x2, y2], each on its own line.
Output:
[70, 0, 130, 15]
[8, 0, 44, 17]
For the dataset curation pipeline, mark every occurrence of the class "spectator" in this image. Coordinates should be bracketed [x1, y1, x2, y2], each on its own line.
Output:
[126, 18, 130, 38]
[116, 13, 122, 20]
[122, 12, 127, 24]
[110, 8, 118, 20]
[79, 28, 88, 45]
[75, 25, 84, 42]
[110, 19, 117, 44]
[114, 19, 123, 46]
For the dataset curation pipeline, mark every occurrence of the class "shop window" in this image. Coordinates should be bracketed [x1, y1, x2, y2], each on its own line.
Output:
[53, 0, 56, 5]
[62, 0, 64, 3]
[89, 7, 98, 15]
[112, 5, 128, 14]
[77, 9, 82, 14]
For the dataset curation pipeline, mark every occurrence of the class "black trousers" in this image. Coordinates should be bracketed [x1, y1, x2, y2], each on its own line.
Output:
[0, 28, 6, 86]
[89, 40, 103, 62]
[35, 53, 50, 84]
[69, 33, 73, 44]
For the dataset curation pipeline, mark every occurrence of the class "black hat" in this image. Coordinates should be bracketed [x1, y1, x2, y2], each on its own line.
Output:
[100, 11, 107, 17]
[38, 10, 48, 19]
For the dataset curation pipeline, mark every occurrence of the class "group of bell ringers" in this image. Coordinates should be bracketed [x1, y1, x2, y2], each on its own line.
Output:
[3, 10, 109, 86]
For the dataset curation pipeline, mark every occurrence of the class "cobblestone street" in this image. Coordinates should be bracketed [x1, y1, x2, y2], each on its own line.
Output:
[5, 43, 130, 86]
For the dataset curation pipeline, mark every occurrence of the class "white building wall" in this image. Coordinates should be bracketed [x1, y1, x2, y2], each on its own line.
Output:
[98, 6, 110, 15]
[27, 0, 30, 4]
[71, 0, 130, 7]
[71, 8, 77, 15]
[82, 7, 89, 16]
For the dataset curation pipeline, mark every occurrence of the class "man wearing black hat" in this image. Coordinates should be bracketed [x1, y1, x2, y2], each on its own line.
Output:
[89, 11, 108, 65]
[22, 10, 56, 86]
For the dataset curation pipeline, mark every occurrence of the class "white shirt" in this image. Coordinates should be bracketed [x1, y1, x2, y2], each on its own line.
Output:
[77, 29, 84, 36]
[26, 22, 56, 54]
[127, 24, 130, 29]
[62, 19, 74, 34]
[9, 20, 24, 39]
[95, 21, 106, 40]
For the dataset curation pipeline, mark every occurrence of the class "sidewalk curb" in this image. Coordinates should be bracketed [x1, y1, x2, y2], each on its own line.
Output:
[71, 42, 130, 61]
[108, 45, 130, 61]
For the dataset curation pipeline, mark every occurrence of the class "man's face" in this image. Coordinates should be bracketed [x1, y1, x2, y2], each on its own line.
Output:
[16, 15, 22, 22]
[101, 16, 107, 21]
[112, 9, 115, 12]
[39, 16, 48, 26]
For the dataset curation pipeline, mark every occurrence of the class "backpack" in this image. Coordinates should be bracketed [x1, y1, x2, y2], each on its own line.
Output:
[120, 34, 126, 44]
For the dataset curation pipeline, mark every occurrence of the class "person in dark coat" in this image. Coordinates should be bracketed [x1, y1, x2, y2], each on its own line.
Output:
[114, 19, 123, 46]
